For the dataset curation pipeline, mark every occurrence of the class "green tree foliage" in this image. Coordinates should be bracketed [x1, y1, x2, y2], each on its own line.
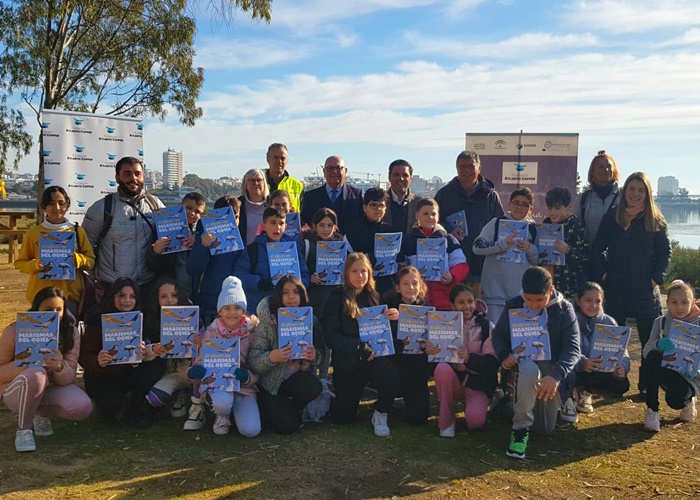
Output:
[182, 173, 240, 201]
[666, 240, 700, 289]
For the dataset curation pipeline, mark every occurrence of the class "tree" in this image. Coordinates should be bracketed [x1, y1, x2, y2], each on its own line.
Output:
[0, 0, 272, 181]
[679, 187, 690, 198]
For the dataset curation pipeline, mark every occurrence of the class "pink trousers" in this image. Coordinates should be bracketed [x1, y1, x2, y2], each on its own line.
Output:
[2, 367, 92, 430]
[433, 362, 489, 431]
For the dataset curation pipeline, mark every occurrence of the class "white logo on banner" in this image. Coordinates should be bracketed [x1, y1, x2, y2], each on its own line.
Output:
[502, 162, 538, 185]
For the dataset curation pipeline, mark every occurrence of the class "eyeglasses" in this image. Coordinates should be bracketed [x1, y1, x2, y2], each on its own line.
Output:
[367, 202, 386, 210]
[246, 178, 264, 184]
[324, 166, 345, 173]
[510, 201, 531, 208]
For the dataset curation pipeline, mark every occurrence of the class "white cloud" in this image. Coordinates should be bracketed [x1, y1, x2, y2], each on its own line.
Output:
[444, 0, 485, 17]
[195, 38, 315, 70]
[659, 27, 700, 47]
[562, 0, 700, 34]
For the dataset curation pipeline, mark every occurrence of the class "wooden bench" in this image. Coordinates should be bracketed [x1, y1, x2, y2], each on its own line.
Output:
[0, 229, 28, 263]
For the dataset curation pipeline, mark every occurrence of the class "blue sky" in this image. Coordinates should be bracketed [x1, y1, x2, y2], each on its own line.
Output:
[15, 0, 700, 193]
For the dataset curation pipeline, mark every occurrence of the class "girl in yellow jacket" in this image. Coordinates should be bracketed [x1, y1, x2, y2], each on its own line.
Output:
[15, 186, 95, 317]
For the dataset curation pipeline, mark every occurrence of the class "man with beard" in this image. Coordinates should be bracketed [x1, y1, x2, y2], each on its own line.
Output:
[83, 156, 164, 290]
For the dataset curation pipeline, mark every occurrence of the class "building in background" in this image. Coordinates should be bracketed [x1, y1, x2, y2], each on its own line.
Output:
[162, 148, 184, 188]
[145, 168, 163, 190]
[658, 176, 679, 196]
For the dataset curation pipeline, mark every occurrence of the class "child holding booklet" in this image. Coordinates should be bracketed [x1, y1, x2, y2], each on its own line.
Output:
[1, 287, 92, 452]
[642, 280, 700, 432]
[400, 198, 469, 311]
[323, 252, 401, 437]
[249, 276, 323, 434]
[186, 276, 261, 437]
[492, 266, 580, 459]
[79, 278, 165, 427]
[15, 186, 95, 318]
[429, 284, 498, 437]
[233, 206, 310, 314]
[473, 187, 539, 324]
[573, 282, 629, 415]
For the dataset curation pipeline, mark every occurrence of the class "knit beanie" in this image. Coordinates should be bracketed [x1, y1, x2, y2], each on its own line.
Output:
[218, 276, 247, 312]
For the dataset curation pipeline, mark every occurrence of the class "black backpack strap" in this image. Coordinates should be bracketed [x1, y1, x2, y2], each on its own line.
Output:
[580, 190, 591, 222]
[93, 193, 115, 259]
[247, 243, 259, 272]
[492, 215, 506, 243]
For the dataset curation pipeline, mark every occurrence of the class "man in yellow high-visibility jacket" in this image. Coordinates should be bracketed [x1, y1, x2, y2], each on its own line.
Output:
[264, 143, 304, 213]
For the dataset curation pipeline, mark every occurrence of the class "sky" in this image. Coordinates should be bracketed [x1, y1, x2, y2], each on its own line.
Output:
[14, 0, 700, 193]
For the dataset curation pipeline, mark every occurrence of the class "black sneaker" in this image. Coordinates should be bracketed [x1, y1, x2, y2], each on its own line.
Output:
[506, 428, 529, 459]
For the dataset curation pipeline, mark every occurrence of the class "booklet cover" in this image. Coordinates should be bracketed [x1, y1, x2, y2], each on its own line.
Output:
[316, 241, 348, 286]
[416, 238, 448, 282]
[160, 306, 199, 359]
[201, 337, 241, 394]
[508, 308, 550, 361]
[200, 206, 244, 255]
[38, 231, 76, 280]
[14, 312, 60, 367]
[445, 210, 468, 236]
[662, 320, 700, 377]
[536, 223, 565, 266]
[101, 312, 143, 364]
[496, 220, 530, 263]
[427, 311, 463, 363]
[397, 304, 435, 354]
[358, 305, 394, 357]
[284, 212, 302, 244]
[588, 324, 631, 372]
[374, 233, 402, 277]
[154, 206, 189, 254]
[278, 306, 314, 360]
[267, 241, 301, 285]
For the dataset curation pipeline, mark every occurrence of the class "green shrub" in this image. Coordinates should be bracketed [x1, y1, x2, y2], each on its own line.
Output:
[664, 240, 700, 290]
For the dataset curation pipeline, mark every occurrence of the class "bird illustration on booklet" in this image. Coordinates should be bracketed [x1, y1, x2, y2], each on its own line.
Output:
[508, 308, 550, 361]
[496, 220, 529, 263]
[416, 239, 447, 282]
[445, 210, 467, 235]
[101, 312, 143, 364]
[154, 206, 189, 254]
[267, 242, 301, 285]
[15, 312, 60, 367]
[38, 231, 76, 280]
[427, 311, 463, 363]
[374, 233, 402, 277]
[589, 324, 631, 372]
[316, 241, 348, 286]
[536, 223, 565, 266]
[358, 305, 394, 357]
[200, 206, 244, 255]
[662, 320, 700, 377]
[397, 304, 435, 354]
[278, 306, 313, 360]
[284, 212, 302, 244]
[160, 306, 199, 359]
[201, 338, 240, 394]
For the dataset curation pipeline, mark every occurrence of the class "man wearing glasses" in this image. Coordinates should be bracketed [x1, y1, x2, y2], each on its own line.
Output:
[301, 155, 364, 234]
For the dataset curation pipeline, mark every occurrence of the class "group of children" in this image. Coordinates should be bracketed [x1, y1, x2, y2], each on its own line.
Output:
[1, 182, 697, 461]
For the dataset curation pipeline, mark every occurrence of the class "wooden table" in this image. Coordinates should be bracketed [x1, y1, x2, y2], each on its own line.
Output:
[0, 210, 36, 263]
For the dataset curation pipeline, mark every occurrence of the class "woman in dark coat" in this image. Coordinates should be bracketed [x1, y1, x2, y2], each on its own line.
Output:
[591, 171, 670, 393]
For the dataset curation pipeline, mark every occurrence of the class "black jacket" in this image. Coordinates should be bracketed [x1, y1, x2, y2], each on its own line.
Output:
[301, 184, 364, 235]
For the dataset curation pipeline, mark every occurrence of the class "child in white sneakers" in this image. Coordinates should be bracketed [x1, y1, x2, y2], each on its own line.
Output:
[642, 280, 700, 432]
[186, 276, 261, 437]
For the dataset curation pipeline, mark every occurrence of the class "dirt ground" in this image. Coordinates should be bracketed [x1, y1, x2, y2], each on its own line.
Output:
[0, 262, 699, 499]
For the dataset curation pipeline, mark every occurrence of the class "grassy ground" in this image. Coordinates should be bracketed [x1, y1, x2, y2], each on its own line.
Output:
[0, 262, 699, 499]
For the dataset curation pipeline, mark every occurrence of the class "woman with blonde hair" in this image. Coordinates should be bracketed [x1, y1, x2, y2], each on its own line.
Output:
[579, 150, 621, 244]
[238, 169, 270, 245]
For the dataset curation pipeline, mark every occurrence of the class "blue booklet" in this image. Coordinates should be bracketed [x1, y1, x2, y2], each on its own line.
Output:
[536, 223, 565, 266]
[662, 320, 700, 377]
[278, 306, 314, 360]
[445, 210, 468, 236]
[201, 337, 241, 394]
[508, 308, 550, 361]
[427, 311, 463, 363]
[496, 220, 530, 263]
[374, 233, 402, 277]
[154, 206, 189, 254]
[358, 305, 394, 357]
[14, 312, 60, 367]
[316, 241, 348, 286]
[588, 324, 631, 372]
[397, 304, 435, 355]
[101, 312, 143, 365]
[160, 306, 199, 359]
[267, 241, 301, 285]
[38, 231, 76, 280]
[416, 238, 447, 282]
[284, 212, 302, 244]
[200, 206, 244, 255]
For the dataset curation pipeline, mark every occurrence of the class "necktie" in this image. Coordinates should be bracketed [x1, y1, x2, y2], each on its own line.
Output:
[330, 189, 338, 203]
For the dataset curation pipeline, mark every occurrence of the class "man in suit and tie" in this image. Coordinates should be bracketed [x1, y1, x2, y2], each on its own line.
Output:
[301, 155, 363, 234]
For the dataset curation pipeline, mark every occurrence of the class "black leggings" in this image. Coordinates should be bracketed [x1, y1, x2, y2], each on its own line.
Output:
[258, 370, 322, 434]
[645, 350, 696, 412]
